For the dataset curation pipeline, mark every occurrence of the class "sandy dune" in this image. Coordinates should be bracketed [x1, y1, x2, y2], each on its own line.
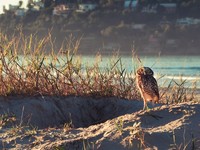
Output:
[0, 96, 199, 149]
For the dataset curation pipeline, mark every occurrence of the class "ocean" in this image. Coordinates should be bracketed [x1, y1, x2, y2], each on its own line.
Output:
[14, 55, 200, 88]
[78, 55, 200, 88]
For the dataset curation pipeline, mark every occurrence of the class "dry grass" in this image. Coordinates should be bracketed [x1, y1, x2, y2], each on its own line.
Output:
[0, 29, 199, 149]
[159, 78, 198, 104]
[0, 31, 138, 99]
[0, 30, 198, 104]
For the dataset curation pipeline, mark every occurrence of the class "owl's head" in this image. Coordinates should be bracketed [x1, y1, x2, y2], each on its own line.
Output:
[136, 67, 154, 76]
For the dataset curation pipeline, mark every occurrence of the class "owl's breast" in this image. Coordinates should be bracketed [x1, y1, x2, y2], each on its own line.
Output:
[143, 92, 159, 103]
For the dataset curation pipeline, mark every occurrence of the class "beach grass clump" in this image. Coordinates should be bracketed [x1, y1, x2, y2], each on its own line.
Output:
[0, 31, 198, 104]
[0, 31, 139, 99]
[159, 77, 198, 104]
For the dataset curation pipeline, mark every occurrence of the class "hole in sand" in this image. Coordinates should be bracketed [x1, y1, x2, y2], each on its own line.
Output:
[0, 96, 143, 129]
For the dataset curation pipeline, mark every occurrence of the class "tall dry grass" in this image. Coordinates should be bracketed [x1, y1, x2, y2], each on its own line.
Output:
[0, 30, 198, 104]
[0, 31, 139, 99]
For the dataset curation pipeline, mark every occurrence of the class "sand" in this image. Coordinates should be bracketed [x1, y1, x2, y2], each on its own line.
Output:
[0, 96, 199, 149]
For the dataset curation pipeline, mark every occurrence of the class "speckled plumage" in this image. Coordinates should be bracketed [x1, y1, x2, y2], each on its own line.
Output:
[136, 67, 159, 110]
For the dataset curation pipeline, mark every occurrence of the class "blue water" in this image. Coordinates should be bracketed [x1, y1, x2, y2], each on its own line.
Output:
[79, 55, 200, 76]
[77, 55, 200, 88]
[17, 55, 200, 87]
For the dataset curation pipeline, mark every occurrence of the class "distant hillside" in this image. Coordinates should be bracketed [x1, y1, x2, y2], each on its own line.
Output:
[0, 4, 200, 55]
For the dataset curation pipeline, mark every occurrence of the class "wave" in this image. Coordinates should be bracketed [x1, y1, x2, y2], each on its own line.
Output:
[163, 75, 200, 80]
[153, 67, 200, 77]
[156, 75, 200, 88]
[154, 67, 200, 70]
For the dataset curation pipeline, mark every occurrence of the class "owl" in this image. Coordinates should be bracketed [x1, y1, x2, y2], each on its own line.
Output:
[136, 67, 159, 110]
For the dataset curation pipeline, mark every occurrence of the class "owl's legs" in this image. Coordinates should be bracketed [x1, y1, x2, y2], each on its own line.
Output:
[143, 99, 150, 110]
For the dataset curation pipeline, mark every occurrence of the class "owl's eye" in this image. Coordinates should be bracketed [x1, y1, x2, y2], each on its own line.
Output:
[137, 67, 146, 75]
[137, 69, 141, 74]
[140, 69, 145, 74]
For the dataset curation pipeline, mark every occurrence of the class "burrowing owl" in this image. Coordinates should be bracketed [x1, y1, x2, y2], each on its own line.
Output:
[136, 67, 159, 110]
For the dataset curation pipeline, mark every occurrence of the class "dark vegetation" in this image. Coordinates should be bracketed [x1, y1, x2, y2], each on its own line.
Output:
[0, 0, 200, 55]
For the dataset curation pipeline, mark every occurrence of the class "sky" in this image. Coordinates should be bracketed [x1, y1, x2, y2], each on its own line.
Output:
[0, 0, 28, 14]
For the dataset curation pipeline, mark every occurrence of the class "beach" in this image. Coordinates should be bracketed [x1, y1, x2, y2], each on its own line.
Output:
[0, 96, 200, 149]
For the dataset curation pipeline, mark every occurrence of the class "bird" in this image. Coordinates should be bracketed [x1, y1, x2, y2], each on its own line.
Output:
[136, 67, 159, 110]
